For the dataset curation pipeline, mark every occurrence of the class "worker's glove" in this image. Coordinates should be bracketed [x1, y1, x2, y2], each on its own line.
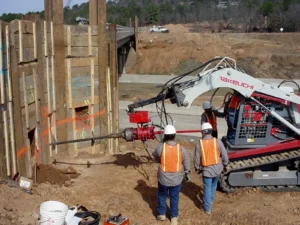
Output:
[222, 165, 230, 174]
[195, 167, 202, 175]
[184, 173, 190, 182]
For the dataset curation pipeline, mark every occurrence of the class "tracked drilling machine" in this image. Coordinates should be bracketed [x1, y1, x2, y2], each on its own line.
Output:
[123, 57, 300, 193]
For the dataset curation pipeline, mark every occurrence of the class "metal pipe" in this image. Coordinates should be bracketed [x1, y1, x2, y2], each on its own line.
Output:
[50, 133, 122, 146]
[154, 129, 201, 135]
[251, 97, 300, 136]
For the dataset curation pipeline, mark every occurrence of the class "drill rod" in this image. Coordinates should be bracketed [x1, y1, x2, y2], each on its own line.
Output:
[49, 133, 123, 146]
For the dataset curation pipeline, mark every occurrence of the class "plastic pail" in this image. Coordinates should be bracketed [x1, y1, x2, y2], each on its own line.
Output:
[40, 201, 68, 225]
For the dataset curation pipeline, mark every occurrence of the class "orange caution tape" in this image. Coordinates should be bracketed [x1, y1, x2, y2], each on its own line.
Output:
[17, 109, 106, 158]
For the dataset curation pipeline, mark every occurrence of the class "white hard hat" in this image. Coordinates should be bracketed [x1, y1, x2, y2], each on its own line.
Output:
[202, 101, 212, 110]
[164, 124, 176, 135]
[201, 122, 213, 131]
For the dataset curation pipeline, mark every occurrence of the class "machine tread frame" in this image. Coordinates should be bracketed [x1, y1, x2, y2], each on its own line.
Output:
[220, 148, 300, 193]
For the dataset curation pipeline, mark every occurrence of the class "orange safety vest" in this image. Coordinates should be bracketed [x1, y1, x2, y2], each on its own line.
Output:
[160, 143, 182, 173]
[205, 112, 217, 131]
[228, 95, 241, 110]
[199, 138, 220, 167]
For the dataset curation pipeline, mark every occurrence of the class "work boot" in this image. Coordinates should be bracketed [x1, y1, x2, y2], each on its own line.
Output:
[204, 210, 211, 215]
[156, 215, 166, 221]
[171, 217, 178, 225]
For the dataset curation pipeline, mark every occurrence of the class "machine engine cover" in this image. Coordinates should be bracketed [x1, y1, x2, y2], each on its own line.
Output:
[129, 111, 150, 124]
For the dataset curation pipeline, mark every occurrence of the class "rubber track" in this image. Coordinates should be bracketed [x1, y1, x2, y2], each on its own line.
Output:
[220, 149, 300, 193]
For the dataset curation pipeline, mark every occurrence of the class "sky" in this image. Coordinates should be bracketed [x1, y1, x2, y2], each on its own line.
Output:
[0, 0, 88, 15]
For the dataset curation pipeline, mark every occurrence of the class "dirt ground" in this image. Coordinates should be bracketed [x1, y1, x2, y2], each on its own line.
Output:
[1, 140, 300, 225]
[127, 24, 300, 79]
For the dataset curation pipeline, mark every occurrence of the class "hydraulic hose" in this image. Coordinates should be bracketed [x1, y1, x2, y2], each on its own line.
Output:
[75, 211, 101, 225]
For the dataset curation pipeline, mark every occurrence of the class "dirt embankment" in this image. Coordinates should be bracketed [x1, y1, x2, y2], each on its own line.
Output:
[128, 24, 300, 79]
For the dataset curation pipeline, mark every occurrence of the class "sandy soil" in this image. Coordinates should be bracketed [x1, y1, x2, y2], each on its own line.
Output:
[1, 140, 300, 225]
[128, 24, 300, 79]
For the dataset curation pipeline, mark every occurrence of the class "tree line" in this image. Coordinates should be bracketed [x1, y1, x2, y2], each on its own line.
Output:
[1, 0, 300, 32]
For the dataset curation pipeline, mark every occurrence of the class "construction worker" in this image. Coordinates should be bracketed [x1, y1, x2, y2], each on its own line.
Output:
[152, 124, 190, 225]
[224, 92, 242, 143]
[194, 123, 229, 214]
[201, 101, 225, 138]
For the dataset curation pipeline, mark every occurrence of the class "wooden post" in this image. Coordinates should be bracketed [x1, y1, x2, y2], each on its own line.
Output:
[22, 72, 30, 130]
[53, 0, 68, 153]
[90, 58, 95, 154]
[44, 0, 53, 22]
[6, 24, 17, 175]
[108, 24, 119, 153]
[50, 22, 58, 154]
[98, 0, 109, 154]
[0, 21, 9, 177]
[89, 0, 98, 25]
[134, 16, 139, 56]
[10, 20, 26, 176]
[36, 20, 48, 164]
[129, 18, 132, 28]
[106, 68, 113, 153]
[0, 103, 6, 177]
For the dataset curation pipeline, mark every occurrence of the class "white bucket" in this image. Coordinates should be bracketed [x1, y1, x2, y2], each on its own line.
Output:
[40, 201, 68, 225]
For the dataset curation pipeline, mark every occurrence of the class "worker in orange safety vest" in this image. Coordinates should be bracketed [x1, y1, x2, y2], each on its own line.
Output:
[194, 123, 229, 215]
[152, 124, 190, 225]
[224, 92, 242, 143]
[201, 101, 225, 138]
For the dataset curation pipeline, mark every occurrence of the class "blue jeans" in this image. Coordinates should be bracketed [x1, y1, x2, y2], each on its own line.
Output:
[157, 182, 182, 218]
[202, 176, 219, 212]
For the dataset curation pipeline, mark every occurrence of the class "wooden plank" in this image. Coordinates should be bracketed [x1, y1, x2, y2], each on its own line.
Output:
[67, 57, 98, 67]
[0, 103, 7, 177]
[106, 67, 113, 154]
[46, 58, 51, 113]
[36, 20, 48, 164]
[22, 72, 30, 129]
[108, 24, 119, 153]
[67, 59, 72, 108]
[32, 68, 40, 123]
[53, 0, 67, 153]
[0, 22, 4, 104]
[26, 138, 32, 178]
[10, 20, 26, 176]
[91, 58, 95, 104]
[98, 0, 109, 154]
[33, 22, 37, 59]
[66, 47, 97, 57]
[3, 109, 10, 176]
[63, 25, 98, 36]
[90, 56, 95, 154]
[18, 63, 38, 76]
[50, 22, 58, 154]
[19, 21, 23, 63]
[67, 26, 71, 56]
[16, 48, 35, 63]
[6, 24, 17, 175]
[66, 35, 98, 47]
[51, 22, 55, 56]
[71, 108, 78, 155]
[90, 105, 95, 154]
[14, 34, 35, 48]
[13, 20, 35, 34]
[88, 26, 92, 56]
[89, 0, 98, 25]
[44, 21, 48, 57]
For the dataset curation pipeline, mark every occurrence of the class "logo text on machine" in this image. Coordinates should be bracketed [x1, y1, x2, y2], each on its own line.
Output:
[220, 76, 254, 90]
